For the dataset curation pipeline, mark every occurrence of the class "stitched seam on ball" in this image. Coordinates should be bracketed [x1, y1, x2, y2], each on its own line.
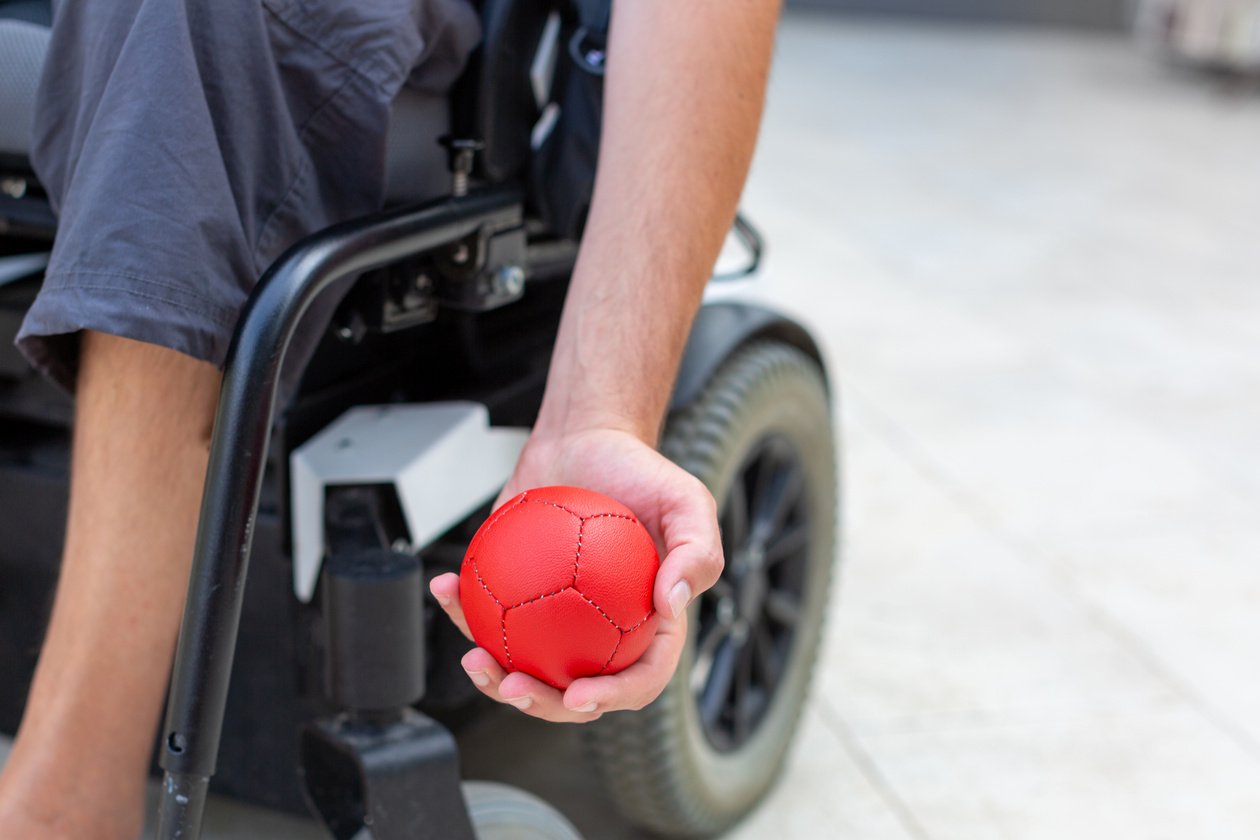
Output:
[478, 492, 531, 544]
[623, 608, 656, 633]
[598, 633, 623, 675]
[501, 613, 514, 669]
[527, 498, 640, 526]
[470, 558, 504, 608]
[596, 610, 655, 674]
[572, 519, 584, 587]
[583, 512, 638, 523]
[575, 589, 628, 631]
[505, 584, 574, 610]
[471, 557, 512, 667]
[529, 499, 584, 521]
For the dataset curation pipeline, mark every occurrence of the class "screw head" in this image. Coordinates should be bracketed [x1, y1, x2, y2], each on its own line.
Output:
[496, 265, 525, 297]
[1, 178, 27, 199]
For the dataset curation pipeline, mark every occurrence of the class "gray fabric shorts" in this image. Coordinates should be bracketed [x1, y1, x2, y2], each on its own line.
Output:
[16, 0, 479, 393]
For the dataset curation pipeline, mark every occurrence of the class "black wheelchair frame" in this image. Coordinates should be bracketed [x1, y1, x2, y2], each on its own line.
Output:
[157, 189, 525, 840]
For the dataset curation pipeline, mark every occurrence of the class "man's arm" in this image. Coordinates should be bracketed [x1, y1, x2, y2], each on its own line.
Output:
[431, 0, 782, 721]
[533, 0, 782, 444]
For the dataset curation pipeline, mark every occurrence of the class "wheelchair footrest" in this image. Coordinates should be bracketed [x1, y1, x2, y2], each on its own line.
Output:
[300, 710, 477, 840]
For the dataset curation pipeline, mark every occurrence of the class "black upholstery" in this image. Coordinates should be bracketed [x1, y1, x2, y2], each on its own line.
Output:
[0, 12, 48, 165]
[454, 0, 556, 183]
[0, 0, 50, 27]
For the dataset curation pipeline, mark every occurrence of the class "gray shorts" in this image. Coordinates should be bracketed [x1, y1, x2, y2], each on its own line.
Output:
[16, 0, 479, 392]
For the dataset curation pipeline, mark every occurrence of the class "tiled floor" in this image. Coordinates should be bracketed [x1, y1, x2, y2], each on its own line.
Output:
[5, 11, 1260, 839]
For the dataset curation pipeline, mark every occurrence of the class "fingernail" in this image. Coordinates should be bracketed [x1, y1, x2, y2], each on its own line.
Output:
[668, 580, 692, 619]
[570, 701, 598, 713]
[505, 695, 533, 710]
[464, 669, 490, 687]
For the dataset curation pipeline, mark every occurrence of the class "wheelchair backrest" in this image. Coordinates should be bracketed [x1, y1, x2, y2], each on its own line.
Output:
[456, 0, 557, 184]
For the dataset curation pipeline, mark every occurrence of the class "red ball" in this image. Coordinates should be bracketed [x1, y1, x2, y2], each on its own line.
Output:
[459, 486, 661, 689]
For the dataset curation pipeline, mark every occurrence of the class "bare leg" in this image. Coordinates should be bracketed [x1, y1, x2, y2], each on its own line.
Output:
[0, 332, 220, 839]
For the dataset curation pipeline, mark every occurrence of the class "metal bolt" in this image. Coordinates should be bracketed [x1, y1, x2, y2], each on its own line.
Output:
[452, 168, 469, 198]
[495, 265, 525, 297]
[335, 313, 366, 344]
[1, 178, 27, 199]
[439, 137, 484, 198]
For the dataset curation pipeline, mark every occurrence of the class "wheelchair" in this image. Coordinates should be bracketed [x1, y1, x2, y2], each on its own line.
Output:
[0, 1, 840, 838]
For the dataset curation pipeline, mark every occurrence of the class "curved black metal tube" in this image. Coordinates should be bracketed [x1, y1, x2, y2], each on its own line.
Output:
[155, 188, 521, 840]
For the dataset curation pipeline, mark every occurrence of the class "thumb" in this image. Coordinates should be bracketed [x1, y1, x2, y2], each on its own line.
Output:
[654, 539, 723, 620]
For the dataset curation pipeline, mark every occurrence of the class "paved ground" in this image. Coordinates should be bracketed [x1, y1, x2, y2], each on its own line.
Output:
[6, 10, 1260, 839]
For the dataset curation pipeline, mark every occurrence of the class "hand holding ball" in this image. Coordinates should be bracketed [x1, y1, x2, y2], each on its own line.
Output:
[460, 486, 661, 689]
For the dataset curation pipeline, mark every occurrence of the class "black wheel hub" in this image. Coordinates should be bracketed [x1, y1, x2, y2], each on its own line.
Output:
[691, 434, 811, 752]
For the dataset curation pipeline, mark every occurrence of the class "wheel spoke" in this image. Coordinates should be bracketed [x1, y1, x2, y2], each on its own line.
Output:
[698, 620, 732, 656]
[751, 465, 803, 541]
[764, 520, 808, 565]
[690, 620, 733, 693]
[732, 636, 756, 743]
[764, 588, 801, 627]
[752, 619, 781, 686]
[748, 446, 783, 525]
[699, 635, 742, 728]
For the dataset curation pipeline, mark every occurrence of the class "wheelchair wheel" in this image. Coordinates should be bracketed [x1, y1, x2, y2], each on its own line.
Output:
[463, 781, 584, 840]
[583, 341, 839, 837]
[349, 782, 581, 840]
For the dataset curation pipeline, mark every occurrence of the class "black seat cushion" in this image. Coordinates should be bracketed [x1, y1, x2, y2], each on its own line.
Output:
[0, 0, 49, 26]
[0, 17, 48, 167]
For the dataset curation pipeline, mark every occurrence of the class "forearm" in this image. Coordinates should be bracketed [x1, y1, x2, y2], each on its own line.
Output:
[533, 0, 781, 445]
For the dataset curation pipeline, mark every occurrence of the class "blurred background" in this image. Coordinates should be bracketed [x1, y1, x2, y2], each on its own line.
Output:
[726, 0, 1260, 837]
[7, 0, 1258, 837]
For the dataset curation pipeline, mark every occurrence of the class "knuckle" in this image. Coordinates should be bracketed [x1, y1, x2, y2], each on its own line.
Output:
[705, 482, 719, 508]
[631, 691, 658, 711]
[694, 477, 717, 508]
[704, 547, 725, 579]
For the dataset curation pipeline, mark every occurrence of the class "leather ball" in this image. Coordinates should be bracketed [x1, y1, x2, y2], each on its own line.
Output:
[460, 486, 661, 689]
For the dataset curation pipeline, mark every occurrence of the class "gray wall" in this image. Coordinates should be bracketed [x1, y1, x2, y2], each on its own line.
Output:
[787, 0, 1130, 29]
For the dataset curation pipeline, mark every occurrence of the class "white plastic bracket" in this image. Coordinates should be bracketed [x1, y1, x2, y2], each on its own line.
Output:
[289, 402, 528, 602]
